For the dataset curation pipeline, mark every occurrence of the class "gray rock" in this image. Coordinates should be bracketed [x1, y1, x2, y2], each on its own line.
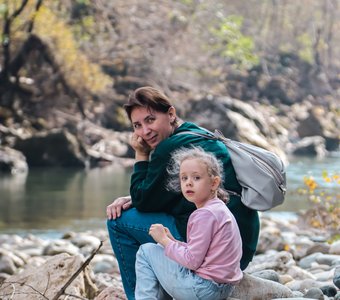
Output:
[231, 272, 293, 300]
[320, 284, 337, 297]
[0, 255, 16, 275]
[292, 136, 327, 158]
[43, 239, 80, 256]
[252, 269, 281, 283]
[330, 241, 340, 255]
[70, 234, 101, 249]
[286, 278, 323, 291]
[317, 254, 340, 266]
[14, 129, 87, 167]
[0, 146, 28, 174]
[292, 291, 305, 297]
[0, 272, 10, 284]
[306, 243, 331, 256]
[299, 253, 323, 269]
[334, 266, 340, 289]
[304, 287, 325, 299]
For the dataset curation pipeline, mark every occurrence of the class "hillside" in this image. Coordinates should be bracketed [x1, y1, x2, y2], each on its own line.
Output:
[0, 0, 339, 171]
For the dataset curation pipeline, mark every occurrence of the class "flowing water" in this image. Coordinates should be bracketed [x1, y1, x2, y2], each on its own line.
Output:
[0, 155, 339, 238]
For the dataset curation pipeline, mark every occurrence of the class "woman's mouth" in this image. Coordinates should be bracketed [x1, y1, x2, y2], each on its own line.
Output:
[146, 135, 157, 144]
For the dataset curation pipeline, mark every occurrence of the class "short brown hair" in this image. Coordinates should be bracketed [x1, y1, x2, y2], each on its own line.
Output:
[124, 86, 173, 120]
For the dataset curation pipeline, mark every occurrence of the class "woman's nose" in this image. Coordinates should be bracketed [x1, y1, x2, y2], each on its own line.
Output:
[142, 125, 151, 135]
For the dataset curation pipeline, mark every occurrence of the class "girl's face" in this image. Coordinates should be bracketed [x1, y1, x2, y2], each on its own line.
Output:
[180, 158, 220, 208]
[130, 106, 176, 149]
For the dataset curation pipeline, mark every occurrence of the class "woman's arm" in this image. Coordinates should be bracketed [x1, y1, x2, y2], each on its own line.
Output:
[130, 140, 185, 212]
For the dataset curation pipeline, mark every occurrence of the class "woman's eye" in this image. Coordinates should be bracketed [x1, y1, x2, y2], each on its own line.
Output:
[133, 124, 141, 129]
[147, 118, 155, 123]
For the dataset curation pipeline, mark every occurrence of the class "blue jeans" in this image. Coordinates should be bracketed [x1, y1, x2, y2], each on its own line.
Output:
[106, 208, 183, 300]
[135, 243, 235, 300]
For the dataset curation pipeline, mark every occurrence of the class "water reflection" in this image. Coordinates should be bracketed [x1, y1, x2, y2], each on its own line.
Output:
[0, 165, 131, 233]
[0, 155, 339, 236]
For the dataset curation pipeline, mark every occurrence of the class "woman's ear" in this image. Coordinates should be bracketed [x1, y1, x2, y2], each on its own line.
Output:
[168, 106, 176, 122]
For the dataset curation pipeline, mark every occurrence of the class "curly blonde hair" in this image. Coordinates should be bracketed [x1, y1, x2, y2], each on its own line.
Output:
[166, 146, 229, 203]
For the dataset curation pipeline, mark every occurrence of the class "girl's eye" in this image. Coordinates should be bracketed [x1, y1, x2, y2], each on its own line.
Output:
[181, 176, 188, 181]
[193, 176, 200, 181]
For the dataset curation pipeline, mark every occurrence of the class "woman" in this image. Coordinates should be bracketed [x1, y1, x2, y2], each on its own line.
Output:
[106, 86, 259, 300]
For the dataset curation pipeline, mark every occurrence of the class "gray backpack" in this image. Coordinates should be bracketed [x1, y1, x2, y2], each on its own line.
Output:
[178, 129, 287, 211]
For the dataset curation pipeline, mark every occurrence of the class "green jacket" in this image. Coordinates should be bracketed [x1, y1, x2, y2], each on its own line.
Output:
[130, 122, 259, 270]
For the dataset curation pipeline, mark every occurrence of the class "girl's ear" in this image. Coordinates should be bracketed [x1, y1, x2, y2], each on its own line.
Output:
[212, 176, 221, 189]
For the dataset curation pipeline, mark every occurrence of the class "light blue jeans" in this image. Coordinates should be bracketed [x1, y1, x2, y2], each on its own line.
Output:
[135, 243, 235, 300]
[106, 208, 183, 300]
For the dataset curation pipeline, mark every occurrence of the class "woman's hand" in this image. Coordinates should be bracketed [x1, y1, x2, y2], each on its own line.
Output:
[106, 196, 132, 219]
[130, 133, 152, 161]
[149, 224, 172, 246]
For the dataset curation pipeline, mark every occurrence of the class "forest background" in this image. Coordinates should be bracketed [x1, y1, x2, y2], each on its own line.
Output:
[0, 0, 339, 171]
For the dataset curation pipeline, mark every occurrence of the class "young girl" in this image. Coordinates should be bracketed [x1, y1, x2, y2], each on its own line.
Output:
[135, 147, 243, 300]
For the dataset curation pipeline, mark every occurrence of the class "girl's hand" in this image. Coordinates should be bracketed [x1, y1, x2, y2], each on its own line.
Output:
[164, 227, 176, 241]
[106, 196, 132, 219]
[149, 224, 172, 246]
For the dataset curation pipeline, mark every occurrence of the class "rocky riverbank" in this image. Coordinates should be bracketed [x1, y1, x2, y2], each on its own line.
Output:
[0, 214, 339, 300]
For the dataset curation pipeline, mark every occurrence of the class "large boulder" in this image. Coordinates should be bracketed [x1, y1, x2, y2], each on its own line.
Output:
[291, 136, 327, 157]
[0, 253, 98, 300]
[14, 129, 87, 167]
[231, 272, 293, 300]
[0, 146, 28, 174]
[184, 96, 287, 162]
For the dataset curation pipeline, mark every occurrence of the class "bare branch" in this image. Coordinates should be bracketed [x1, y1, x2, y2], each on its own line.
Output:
[27, 0, 44, 33]
[51, 241, 103, 300]
[9, 0, 30, 21]
[43, 272, 51, 297]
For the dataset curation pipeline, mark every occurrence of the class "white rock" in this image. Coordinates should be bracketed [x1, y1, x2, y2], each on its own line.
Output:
[330, 241, 340, 255]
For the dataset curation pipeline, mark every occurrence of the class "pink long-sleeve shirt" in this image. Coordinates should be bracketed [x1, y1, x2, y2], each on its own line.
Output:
[164, 198, 243, 284]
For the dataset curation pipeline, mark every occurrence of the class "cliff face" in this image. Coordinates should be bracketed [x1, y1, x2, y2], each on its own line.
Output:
[0, 1, 339, 171]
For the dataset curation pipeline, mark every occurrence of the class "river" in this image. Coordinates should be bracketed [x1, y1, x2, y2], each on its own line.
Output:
[0, 155, 339, 238]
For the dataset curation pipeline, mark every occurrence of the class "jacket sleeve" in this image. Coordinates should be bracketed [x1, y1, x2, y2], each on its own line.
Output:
[130, 142, 181, 212]
[164, 210, 214, 270]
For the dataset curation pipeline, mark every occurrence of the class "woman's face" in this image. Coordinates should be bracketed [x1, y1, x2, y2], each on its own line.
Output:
[130, 106, 176, 149]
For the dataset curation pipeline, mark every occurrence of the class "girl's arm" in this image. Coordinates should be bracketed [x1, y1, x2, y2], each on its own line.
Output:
[164, 210, 215, 270]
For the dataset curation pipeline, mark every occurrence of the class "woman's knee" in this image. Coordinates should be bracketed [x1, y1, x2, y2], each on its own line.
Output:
[106, 217, 118, 233]
[106, 208, 136, 232]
